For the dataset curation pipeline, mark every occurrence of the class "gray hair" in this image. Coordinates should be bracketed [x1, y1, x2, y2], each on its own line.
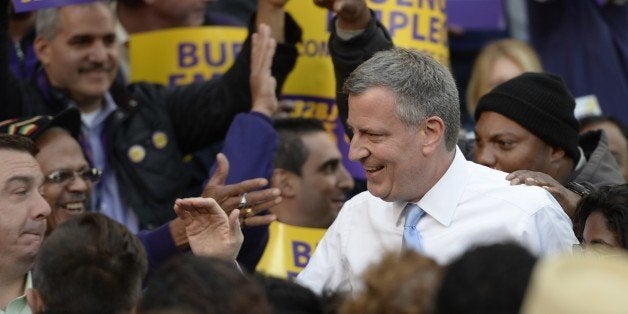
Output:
[36, 7, 60, 40]
[36, 1, 113, 40]
[343, 48, 461, 151]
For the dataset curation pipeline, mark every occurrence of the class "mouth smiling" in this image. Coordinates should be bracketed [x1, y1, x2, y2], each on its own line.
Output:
[58, 201, 86, 214]
[364, 165, 384, 174]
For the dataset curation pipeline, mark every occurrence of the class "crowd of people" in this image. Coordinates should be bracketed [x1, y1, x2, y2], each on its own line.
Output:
[0, 0, 627, 313]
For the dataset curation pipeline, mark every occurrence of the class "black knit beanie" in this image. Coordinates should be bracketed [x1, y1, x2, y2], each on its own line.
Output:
[475, 72, 580, 161]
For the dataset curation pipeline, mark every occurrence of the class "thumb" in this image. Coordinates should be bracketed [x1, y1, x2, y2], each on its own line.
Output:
[208, 153, 229, 186]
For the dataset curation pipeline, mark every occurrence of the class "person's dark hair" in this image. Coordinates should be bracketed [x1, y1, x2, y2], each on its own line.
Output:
[138, 255, 271, 314]
[580, 115, 628, 139]
[575, 184, 628, 248]
[33, 212, 147, 314]
[0, 134, 38, 156]
[273, 118, 326, 176]
[254, 274, 323, 314]
[435, 242, 537, 314]
[116, 0, 144, 8]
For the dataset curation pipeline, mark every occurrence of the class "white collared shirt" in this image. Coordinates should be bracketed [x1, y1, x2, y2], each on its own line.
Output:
[296, 146, 578, 294]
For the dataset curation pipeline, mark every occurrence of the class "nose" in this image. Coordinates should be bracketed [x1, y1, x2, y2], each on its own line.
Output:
[474, 145, 496, 168]
[348, 134, 368, 162]
[88, 40, 108, 63]
[337, 164, 355, 192]
[33, 191, 51, 221]
[67, 173, 90, 193]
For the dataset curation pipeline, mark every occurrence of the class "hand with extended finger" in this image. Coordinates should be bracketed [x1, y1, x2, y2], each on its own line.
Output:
[201, 153, 280, 227]
[173, 197, 243, 260]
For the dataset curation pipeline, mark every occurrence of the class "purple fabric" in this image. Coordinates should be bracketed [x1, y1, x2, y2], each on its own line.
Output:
[528, 0, 628, 124]
[12, 0, 97, 13]
[209, 112, 278, 272]
[137, 222, 182, 274]
[8, 34, 37, 81]
[447, 0, 506, 30]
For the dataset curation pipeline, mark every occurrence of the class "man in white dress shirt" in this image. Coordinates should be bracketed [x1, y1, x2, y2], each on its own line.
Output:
[296, 48, 578, 294]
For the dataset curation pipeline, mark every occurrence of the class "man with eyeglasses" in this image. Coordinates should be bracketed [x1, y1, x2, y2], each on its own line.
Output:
[0, 109, 276, 276]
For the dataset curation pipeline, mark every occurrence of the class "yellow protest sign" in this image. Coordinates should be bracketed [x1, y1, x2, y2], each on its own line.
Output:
[281, 1, 448, 179]
[256, 221, 327, 279]
[129, 27, 248, 85]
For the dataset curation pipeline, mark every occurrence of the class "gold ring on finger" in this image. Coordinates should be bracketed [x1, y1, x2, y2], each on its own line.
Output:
[244, 207, 254, 218]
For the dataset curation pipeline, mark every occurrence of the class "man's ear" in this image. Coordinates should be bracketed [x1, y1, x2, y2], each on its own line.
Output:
[420, 116, 446, 155]
[34, 36, 52, 66]
[272, 168, 297, 198]
[26, 288, 45, 314]
[549, 146, 567, 163]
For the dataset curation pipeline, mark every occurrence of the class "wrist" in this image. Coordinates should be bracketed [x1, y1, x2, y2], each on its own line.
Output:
[565, 181, 593, 198]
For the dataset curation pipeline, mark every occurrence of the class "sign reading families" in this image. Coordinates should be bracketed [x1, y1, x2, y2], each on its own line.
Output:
[11, 0, 96, 13]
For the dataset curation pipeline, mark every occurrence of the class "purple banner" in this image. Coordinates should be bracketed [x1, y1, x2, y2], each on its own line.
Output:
[447, 0, 506, 31]
[12, 0, 97, 13]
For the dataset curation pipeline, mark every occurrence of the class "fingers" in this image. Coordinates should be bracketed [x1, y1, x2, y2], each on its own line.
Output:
[251, 24, 276, 74]
[175, 197, 223, 217]
[229, 188, 281, 217]
[207, 153, 229, 186]
[243, 213, 277, 227]
[229, 208, 241, 230]
[218, 179, 273, 210]
[173, 199, 193, 225]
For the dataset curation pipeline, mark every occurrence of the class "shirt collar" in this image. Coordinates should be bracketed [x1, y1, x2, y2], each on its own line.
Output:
[73, 92, 118, 129]
[574, 146, 586, 171]
[395, 146, 470, 227]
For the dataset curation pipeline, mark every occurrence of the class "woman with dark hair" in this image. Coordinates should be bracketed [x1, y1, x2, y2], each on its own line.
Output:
[576, 184, 628, 249]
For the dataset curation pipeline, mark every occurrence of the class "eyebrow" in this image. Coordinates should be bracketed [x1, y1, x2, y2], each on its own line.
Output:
[2, 176, 34, 191]
[317, 158, 341, 172]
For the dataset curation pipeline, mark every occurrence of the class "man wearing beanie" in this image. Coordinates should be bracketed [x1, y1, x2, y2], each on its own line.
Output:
[474, 72, 625, 219]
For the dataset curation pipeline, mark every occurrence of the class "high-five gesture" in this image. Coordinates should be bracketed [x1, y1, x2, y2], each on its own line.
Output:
[250, 24, 278, 118]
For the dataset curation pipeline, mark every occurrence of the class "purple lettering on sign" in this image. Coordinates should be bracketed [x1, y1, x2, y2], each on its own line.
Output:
[12, 0, 97, 13]
[292, 241, 312, 268]
[178, 43, 198, 68]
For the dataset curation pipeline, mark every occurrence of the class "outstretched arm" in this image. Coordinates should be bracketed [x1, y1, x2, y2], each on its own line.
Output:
[173, 197, 243, 260]
[315, 0, 393, 135]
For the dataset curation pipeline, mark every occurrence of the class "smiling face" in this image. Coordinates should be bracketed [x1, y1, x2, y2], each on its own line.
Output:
[36, 129, 92, 234]
[474, 111, 554, 174]
[347, 87, 428, 202]
[35, 3, 118, 110]
[297, 132, 354, 222]
[0, 149, 50, 271]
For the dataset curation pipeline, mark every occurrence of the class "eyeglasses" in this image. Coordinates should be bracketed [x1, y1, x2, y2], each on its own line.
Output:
[45, 168, 102, 185]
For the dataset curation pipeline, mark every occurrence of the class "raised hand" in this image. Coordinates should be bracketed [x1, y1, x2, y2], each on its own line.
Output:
[201, 153, 279, 227]
[173, 197, 243, 260]
[250, 23, 278, 118]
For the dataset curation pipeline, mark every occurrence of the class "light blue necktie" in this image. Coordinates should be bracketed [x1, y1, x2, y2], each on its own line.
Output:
[403, 203, 425, 252]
